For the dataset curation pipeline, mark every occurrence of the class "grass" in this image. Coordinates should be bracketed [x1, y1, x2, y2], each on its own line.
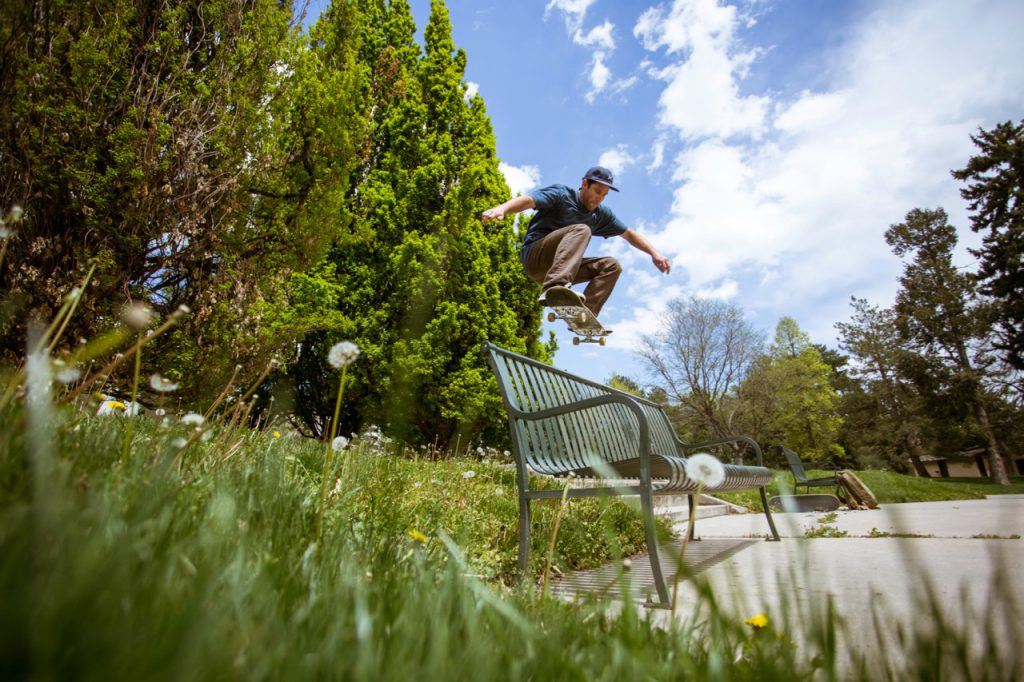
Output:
[714, 468, 1024, 511]
[2, 402, 1020, 679]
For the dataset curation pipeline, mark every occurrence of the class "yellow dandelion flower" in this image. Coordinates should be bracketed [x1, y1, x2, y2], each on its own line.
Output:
[408, 529, 428, 544]
[745, 613, 769, 629]
[273, 431, 282, 438]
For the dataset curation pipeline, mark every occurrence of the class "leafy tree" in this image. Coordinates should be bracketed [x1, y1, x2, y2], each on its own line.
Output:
[637, 297, 764, 447]
[885, 208, 1012, 484]
[834, 299, 932, 471]
[736, 318, 843, 464]
[952, 120, 1024, 373]
[0, 0, 365, 400]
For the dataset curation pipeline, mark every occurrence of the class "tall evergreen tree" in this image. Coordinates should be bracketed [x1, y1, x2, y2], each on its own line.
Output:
[885, 208, 1011, 484]
[289, 0, 544, 446]
[952, 120, 1024, 373]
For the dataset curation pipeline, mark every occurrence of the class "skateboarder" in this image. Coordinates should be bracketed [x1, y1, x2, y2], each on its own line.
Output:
[481, 165, 670, 317]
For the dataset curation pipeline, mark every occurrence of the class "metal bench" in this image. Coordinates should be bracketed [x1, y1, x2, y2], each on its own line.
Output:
[781, 446, 838, 494]
[484, 343, 780, 608]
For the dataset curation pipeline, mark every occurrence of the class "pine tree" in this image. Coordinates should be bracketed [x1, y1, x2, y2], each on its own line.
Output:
[885, 208, 1011, 484]
[952, 120, 1024, 372]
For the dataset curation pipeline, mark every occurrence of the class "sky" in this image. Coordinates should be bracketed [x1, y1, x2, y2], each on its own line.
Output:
[304, 0, 1024, 385]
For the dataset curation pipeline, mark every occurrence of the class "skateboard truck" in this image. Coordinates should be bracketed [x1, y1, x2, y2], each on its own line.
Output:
[542, 286, 612, 347]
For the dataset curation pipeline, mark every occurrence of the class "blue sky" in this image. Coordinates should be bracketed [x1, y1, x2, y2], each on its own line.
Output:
[304, 0, 1024, 385]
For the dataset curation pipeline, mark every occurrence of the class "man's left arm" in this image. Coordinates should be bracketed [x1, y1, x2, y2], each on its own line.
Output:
[621, 228, 670, 274]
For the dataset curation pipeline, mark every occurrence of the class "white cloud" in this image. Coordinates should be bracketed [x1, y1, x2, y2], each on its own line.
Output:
[464, 81, 480, 101]
[647, 136, 667, 172]
[499, 162, 542, 197]
[635, 0, 767, 139]
[546, 1, 624, 100]
[611, 0, 1024, 350]
[597, 145, 636, 177]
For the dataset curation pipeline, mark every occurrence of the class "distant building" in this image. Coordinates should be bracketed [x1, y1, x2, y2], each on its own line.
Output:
[910, 448, 1024, 478]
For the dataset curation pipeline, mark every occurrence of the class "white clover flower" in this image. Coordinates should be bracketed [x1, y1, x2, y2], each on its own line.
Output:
[327, 341, 360, 369]
[331, 436, 349, 452]
[121, 302, 154, 330]
[686, 452, 726, 488]
[181, 412, 205, 427]
[461, 470, 476, 479]
[494, 487, 504, 496]
[149, 373, 179, 393]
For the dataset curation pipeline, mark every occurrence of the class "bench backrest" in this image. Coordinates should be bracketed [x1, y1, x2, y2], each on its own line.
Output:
[484, 343, 679, 475]
[782, 446, 809, 481]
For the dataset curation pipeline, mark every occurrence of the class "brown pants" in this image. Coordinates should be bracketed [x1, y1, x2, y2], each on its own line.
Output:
[524, 223, 621, 316]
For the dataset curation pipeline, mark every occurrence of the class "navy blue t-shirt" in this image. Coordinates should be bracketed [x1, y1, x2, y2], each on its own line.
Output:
[520, 184, 628, 265]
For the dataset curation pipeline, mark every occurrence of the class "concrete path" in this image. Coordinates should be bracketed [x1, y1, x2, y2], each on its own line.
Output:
[658, 496, 1024, 676]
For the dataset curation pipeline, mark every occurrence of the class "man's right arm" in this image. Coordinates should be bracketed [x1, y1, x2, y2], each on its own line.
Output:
[481, 194, 536, 223]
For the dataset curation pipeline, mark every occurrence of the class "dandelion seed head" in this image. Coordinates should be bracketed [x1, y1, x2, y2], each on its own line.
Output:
[181, 412, 204, 426]
[53, 359, 82, 384]
[331, 436, 349, 452]
[0, 227, 9, 239]
[461, 470, 476, 479]
[686, 453, 726, 488]
[10, 205, 23, 222]
[121, 302, 154, 330]
[327, 341, 359, 368]
[171, 437, 188, 448]
[149, 373, 179, 393]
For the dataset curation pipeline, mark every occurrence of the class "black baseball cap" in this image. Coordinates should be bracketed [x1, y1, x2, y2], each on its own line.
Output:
[583, 165, 620, 192]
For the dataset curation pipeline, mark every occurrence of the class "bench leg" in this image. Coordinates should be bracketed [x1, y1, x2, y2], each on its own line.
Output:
[517, 494, 531, 579]
[686, 494, 697, 542]
[759, 487, 781, 541]
[640, 488, 670, 608]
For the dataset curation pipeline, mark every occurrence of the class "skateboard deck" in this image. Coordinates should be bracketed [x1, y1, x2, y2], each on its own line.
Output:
[769, 494, 842, 513]
[543, 286, 612, 346]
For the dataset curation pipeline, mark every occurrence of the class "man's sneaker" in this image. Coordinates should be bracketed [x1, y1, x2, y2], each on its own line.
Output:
[539, 286, 585, 307]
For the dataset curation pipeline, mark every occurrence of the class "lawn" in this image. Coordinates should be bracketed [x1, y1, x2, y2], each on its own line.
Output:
[2, 405, 1018, 679]
[714, 468, 1024, 510]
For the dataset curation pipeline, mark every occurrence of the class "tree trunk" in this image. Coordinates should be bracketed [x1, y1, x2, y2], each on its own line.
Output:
[975, 398, 1010, 485]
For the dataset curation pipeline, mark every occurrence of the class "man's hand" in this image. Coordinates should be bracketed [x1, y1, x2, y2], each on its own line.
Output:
[652, 253, 671, 274]
[481, 207, 505, 224]
[481, 195, 535, 224]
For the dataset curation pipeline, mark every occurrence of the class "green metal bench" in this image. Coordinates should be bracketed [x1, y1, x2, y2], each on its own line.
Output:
[781, 446, 838, 494]
[484, 343, 780, 608]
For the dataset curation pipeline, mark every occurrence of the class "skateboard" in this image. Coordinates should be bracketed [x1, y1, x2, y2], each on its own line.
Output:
[769, 494, 842, 513]
[543, 286, 612, 346]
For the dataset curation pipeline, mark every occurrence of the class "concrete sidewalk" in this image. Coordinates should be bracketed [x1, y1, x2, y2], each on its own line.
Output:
[660, 496, 1024, 674]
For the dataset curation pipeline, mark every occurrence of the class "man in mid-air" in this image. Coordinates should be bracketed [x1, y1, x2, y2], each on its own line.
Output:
[481, 165, 670, 317]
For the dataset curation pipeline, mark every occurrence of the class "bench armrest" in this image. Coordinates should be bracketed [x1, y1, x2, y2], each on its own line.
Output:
[680, 435, 765, 467]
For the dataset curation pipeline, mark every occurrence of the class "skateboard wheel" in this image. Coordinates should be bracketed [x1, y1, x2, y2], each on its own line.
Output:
[572, 337, 580, 346]
[599, 337, 606, 346]
[547, 312, 556, 323]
